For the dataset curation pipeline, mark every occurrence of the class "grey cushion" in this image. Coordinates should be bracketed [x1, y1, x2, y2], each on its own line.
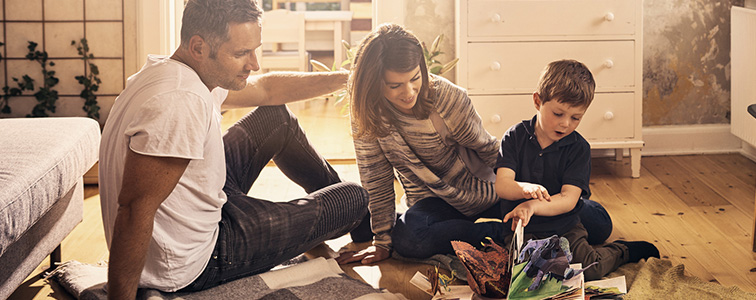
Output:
[0, 117, 100, 256]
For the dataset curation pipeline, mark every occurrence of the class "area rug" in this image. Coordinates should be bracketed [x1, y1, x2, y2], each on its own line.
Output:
[47, 257, 407, 300]
[606, 257, 756, 299]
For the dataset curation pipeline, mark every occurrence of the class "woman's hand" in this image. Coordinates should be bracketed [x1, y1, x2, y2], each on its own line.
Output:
[335, 245, 391, 265]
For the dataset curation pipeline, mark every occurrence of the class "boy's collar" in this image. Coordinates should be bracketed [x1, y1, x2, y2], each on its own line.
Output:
[523, 115, 578, 152]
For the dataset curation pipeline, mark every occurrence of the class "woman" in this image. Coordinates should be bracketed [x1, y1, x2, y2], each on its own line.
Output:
[336, 24, 506, 264]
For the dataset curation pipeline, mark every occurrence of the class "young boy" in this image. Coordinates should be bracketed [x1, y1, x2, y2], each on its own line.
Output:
[494, 59, 659, 280]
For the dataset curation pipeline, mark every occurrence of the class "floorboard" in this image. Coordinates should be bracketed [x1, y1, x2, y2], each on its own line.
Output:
[10, 101, 756, 299]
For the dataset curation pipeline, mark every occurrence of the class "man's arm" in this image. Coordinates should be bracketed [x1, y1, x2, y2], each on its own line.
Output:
[107, 149, 189, 300]
[222, 70, 349, 109]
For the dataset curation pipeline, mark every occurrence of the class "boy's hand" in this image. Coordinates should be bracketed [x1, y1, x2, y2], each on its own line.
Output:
[521, 183, 551, 202]
[503, 201, 536, 231]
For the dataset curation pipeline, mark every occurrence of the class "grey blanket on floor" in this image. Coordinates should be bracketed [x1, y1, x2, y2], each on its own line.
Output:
[47, 257, 406, 300]
[606, 257, 756, 300]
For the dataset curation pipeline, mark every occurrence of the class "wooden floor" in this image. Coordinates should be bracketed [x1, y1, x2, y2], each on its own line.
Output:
[10, 98, 756, 299]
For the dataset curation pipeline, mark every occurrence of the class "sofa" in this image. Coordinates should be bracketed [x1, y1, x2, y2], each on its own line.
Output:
[0, 117, 100, 299]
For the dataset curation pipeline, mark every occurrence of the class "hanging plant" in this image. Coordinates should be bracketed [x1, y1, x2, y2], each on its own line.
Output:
[0, 41, 19, 114]
[72, 38, 101, 120]
[25, 41, 59, 117]
[1, 75, 36, 114]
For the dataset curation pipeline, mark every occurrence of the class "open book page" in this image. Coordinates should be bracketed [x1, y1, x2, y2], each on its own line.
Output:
[430, 220, 589, 300]
[539, 264, 584, 300]
[585, 276, 627, 294]
[507, 220, 585, 300]
[584, 275, 627, 298]
[410, 271, 476, 300]
[510, 219, 524, 267]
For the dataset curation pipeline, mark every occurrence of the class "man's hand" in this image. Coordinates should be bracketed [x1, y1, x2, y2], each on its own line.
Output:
[521, 183, 551, 202]
[335, 245, 391, 265]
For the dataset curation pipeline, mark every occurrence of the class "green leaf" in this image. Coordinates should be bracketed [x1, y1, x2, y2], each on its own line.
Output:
[430, 34, 442, 54]
[310, 59, 330, 72]
[438, 58, 459, 75]
[46, 77, 59, 86]
[331, 60, 339, 71]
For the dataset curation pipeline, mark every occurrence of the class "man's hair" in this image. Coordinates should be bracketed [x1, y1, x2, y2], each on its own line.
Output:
[348, 23, 434, 139]
[536, 59, 596, 108]
[180, 0, 262, 58]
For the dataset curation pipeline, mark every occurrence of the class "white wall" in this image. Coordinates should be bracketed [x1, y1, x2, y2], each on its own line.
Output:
[135, 0, 184, 68]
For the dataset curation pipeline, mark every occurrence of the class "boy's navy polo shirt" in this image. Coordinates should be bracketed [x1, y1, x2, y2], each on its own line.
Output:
[495, 115, 592, 236]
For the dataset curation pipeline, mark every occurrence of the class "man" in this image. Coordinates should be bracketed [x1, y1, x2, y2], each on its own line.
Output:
[98, 0, 368, 298]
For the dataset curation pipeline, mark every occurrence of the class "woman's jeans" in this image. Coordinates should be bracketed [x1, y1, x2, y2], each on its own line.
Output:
[386, 197, 613, 259]
[180, 105, 368, 292]
[392, 198, 506, 259]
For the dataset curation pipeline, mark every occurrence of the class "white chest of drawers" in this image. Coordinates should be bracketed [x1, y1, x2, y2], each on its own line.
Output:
[455, 0, 644, 177]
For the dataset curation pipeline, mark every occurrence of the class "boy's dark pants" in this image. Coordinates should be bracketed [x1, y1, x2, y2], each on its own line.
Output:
[503, 222, 630, 281]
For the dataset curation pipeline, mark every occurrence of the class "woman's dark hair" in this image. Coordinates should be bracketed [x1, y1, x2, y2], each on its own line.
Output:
[349, 23, 434, 139]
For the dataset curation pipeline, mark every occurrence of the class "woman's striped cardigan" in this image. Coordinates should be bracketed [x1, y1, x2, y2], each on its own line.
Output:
[352, 75, 500, 250]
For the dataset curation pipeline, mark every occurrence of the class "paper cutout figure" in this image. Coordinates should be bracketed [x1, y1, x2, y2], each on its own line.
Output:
[451, 237, 512, 298]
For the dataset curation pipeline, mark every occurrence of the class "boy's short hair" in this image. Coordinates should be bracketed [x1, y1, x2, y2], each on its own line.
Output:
[536, 59, 596, 108]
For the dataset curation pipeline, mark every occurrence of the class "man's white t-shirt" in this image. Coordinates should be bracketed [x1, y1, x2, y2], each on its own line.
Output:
[99, 55, 229, 291]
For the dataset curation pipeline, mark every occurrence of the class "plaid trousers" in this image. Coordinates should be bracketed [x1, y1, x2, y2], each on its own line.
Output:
[181, 105, 368, 292]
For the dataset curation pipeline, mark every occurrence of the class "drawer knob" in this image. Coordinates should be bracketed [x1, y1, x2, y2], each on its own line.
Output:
[491, 114, 502, 123]
[490, 61, 501, 71]
[603, 59, 614, 69]
[491, 13, 502, 23]
[604, 12, 615, 22]
[604, 111, 615, 120]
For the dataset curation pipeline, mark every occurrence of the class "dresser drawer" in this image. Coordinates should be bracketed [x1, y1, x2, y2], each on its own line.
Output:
[466, 0, 636, 38]
[471, 95, 534, 140]
[471, 93, 636, 141]
[465, 40, 635, 93]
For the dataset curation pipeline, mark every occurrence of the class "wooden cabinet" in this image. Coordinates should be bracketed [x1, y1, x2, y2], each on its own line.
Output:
[455, 0, 644, 177]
